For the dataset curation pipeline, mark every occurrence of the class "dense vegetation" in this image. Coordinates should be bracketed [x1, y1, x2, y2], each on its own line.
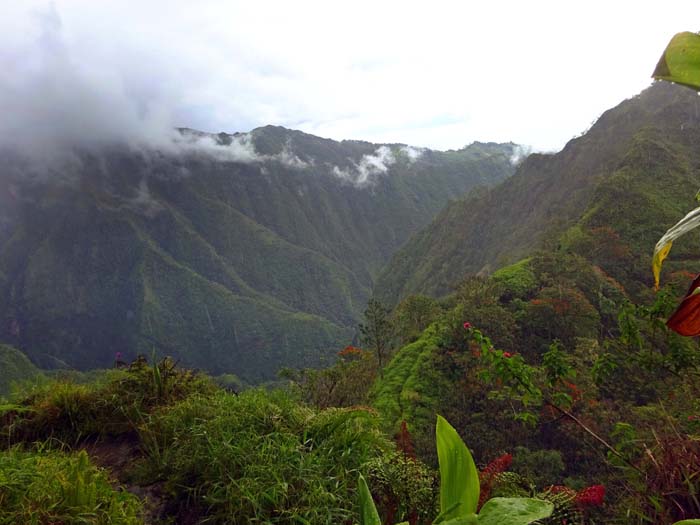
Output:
[6, 41, 700, 525]
[290, 82, 700, 522]
[0, 127, 516, 381]
[0, 359, 437, 524]
[0, 447, 143, 524]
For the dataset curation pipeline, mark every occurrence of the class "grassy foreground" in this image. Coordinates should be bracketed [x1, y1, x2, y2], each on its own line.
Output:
[0, 357, 435, 524]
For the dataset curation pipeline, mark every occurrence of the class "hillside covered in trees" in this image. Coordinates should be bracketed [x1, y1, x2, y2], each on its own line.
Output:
[8, 0, 700, 521]
[375, 81, 700, 304]
[4, 43, 700, 525]
[0, 128, 516, 380]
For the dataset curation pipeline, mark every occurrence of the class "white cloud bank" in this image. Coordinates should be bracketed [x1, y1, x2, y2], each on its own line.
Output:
[332, 146, 397, 186]
[3, 0, 700, 159]
[173, 132, 309, 168]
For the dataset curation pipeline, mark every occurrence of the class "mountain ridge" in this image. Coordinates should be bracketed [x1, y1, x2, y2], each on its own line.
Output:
[0, 126, 518, 380]
[374, 81, 700, 305]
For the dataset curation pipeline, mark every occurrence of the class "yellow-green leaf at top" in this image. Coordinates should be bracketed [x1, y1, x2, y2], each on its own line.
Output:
[436, 415, 480, 521]
[672, 520, 700, 525]
[653, 206, 700, 288]
[653, 32, 700, 90]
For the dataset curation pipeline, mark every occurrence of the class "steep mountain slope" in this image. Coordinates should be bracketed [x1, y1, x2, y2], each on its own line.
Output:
[375, 82, 700, 304]
[0, 127, 516, 380]
[371, 82, 700, 468]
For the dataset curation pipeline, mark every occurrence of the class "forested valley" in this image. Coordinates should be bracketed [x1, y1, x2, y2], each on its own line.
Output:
[3, 28, 700, 525]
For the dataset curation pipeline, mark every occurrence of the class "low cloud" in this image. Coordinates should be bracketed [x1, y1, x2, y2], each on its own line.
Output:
[122, 179, 165, 217]
[399, 145, 424, 162]
[509, 144, 532, 166]
[332, 146, 396, 186]
[172, 131, 309, 169]
[0, 5, 177, 163]
[0, 5, 315, 173]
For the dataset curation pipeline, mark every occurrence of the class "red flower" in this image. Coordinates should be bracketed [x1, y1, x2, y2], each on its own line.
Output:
[338, 345, 363, 359]
[480, 453, 513, 478]
[503, 352, 513, 358]
[575, 485, 605, 507]
[478, 453, 513, 509]
[463, 322, 472, 330]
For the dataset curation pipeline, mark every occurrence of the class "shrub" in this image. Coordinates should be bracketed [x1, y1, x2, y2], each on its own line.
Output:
[3, 357, 215, 445]
[0, 446, 142, 524]
[135, 388, 423, 523]
[359, 415, 554, 525]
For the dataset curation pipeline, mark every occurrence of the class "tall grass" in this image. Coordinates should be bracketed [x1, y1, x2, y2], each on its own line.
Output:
[0, 446, 142, 524]
[2, 358, 215, 445]
[135, 389, 401, 523]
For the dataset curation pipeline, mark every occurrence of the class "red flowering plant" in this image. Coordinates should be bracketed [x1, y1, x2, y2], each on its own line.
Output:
[467, 325, 642, 477]
[530, 484, 605, 525]
[574, 484, 605, 508]
[482, 352, 541, 427]
[338, 345, 365, 360]
[478, 453, 513, 509]
[477, 452, 606, 523]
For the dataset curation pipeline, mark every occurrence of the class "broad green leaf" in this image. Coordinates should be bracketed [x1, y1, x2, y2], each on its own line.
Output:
[439, 515, 478, 525]
[672, 521, 700, 525]
[434, 502, 463, 523]
[653, 205, 700, 288]
[653, 32, 700, 90]
[436, 415, 479, 520]
[358, 474, 381, 525]
[477, 498, 554, 525]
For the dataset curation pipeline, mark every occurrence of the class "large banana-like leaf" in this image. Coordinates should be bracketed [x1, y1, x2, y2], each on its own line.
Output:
[652, 206, 700, 288]
[652, 32, 700, 289]
[476, 498, 553, 525]
[666, 274, 700, 335]
[436, 415, 480, 521]
[653, 31, 700, 90]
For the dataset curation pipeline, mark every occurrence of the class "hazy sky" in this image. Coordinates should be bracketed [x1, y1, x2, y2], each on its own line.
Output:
[2, 1, 700, 154]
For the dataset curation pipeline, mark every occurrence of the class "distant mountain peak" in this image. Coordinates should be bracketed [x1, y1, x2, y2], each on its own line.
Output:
[374, 81, 700, 304]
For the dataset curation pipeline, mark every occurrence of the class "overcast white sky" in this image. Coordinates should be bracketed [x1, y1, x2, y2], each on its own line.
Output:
[2, 1, 700, 154]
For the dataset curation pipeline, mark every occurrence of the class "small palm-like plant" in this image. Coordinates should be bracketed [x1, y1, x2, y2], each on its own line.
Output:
[359, 415, 554, 525]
